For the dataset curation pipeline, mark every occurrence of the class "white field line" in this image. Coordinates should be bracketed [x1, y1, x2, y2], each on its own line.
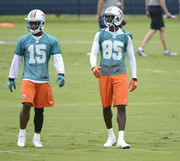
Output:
[0, 41, 16, 44]
[95, 144, 171, 153]
[145, 69, 165, 73]
[0, 148, 170, 155]
[150, 70, 165, 73]
[0, 150, 38, 156]
[130, 148, 170, 154]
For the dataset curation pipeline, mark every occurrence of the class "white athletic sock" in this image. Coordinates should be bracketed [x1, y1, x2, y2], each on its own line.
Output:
[138, 47, 144, 51]
[108, 128, 115, 137]
[34, 133, 40, 139]
[118, 131, 124, 140]
[164, 49, 169, 53]
[19, 129, 26, 135]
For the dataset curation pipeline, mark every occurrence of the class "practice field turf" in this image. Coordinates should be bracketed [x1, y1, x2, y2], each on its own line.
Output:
[0, 15, 180, 161]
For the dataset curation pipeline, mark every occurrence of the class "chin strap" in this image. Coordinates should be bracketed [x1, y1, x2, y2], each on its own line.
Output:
[112, 24, 116, 32]
[108, 24, 117, 32]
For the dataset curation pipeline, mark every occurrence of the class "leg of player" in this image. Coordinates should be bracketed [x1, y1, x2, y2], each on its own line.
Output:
[137, 29, 156, 56]
[116, 105, 130, 149]
[159, 27, 168, 51]
[103, 106, 116, 147]
[159, 27, 177, 56]
[33, 108, 44, 147]
[17, 102, 32, 147]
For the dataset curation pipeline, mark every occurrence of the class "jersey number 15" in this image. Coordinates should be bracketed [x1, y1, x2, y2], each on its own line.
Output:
[28, 44, 46, 64]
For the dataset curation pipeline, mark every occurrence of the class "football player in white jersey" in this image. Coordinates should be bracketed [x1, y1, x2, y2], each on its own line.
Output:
[8, 9, 65, 147]
[90, 6, 137, 149]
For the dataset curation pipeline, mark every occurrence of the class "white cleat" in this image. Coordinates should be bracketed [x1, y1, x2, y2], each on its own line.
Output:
[136, 49, 148, 57]
[17, 134, 26, 147]
[117, 139, 130, 149]
[33, 137, 43, 147]
[104, 136, 116, 147]
[164, 50, 177, 56]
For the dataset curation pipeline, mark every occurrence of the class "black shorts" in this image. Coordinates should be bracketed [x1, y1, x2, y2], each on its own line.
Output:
[149, 6, 164, 30]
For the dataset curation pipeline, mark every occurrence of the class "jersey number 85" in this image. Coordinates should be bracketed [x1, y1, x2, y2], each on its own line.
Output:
[102, 40, 123, 60]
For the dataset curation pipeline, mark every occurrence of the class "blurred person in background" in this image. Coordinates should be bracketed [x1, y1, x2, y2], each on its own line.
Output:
[97, 0, 126, 28]
[8, 9, 65, 147]
[136, 0, 177, 56]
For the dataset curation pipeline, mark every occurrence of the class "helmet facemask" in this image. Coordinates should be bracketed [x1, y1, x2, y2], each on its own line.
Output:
[104, 15, 115, 27]
[26, 20, 45, 34]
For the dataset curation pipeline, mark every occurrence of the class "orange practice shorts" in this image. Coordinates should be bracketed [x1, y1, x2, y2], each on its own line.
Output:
[21, 80, 54, 108]
[98, 74, 128, 108]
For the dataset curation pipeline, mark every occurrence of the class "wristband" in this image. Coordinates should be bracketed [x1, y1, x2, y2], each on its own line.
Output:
[132, 78, 137, 81]
[58, 73, 64, 77]
[8, 78, 14, 81]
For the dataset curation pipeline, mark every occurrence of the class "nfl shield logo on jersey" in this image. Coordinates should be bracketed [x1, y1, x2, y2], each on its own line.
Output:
[22, 94, 26, 99]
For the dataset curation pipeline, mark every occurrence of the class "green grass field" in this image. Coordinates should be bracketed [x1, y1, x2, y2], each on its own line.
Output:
[0, 14, 180, 161]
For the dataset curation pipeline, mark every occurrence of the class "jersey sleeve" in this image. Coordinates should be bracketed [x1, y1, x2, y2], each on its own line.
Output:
[90, 31, 100, 68]
[126, 35, 137, 79]
[53, 54, 65, 74]
[8, 54, 22, 79]
[14, 37, 25, 56]
[122, 28, 133, 39]
[51, 39, 61, 55]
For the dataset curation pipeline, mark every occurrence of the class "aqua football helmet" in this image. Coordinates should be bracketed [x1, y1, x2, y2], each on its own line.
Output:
[25, 9, 45, 34]
[104, 6, 123, 27]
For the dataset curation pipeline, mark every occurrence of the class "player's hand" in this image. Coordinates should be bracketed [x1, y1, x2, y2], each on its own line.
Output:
[128, 79, 137, 92]
[8, 78, 16, 92]
[146, 11, 151, 18]
[92, 66, 102, 79]
[166, 12, 172, 18]
[57, 74, 65, 87]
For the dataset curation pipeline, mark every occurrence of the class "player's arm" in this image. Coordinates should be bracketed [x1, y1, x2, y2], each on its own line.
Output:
[126, 35, 137, 92]
[97, 0, 104, 21]
[90, 32, 102, 78]
[159, 0, 172, 18]
[120, 0, 124, 12]
[145, 0, 150, 18]
[8, 54, 22, 92]
[53, 54, 65, 87]
[90, 32, 100, 68]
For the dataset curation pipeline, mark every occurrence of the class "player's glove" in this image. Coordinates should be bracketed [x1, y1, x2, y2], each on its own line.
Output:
[128, 78, 137, 92]
[57, 74, 65, 87]
[8, 78, 16, 92]
[92, 66, 102, 79]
